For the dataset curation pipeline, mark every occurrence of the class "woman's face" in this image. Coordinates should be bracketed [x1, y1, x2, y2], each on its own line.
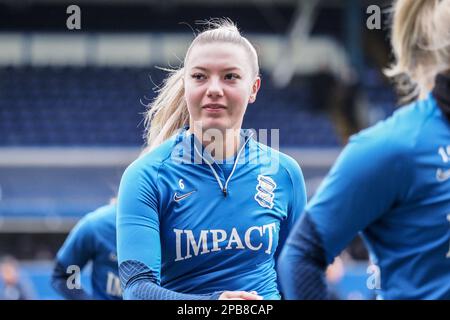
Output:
[184, 42, 260, 133]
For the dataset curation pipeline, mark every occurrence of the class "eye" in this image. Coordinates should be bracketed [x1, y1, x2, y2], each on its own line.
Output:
[191, 73, 206, 80]
[224, 73, 241, 80]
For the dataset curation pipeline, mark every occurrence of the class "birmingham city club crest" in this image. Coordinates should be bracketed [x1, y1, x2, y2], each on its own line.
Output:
[254, 175, 276, 209]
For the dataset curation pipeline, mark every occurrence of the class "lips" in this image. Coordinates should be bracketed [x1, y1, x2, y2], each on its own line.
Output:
[202, 104, 226, 109]
[202, 104, 227, 112]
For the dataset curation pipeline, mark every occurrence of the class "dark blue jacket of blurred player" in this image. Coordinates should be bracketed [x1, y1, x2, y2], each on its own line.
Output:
[51, 203, 122, 300]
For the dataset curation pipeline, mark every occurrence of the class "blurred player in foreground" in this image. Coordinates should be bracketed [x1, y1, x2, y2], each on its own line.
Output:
[117, 19, 306, 300]
[278, 0, 450, 299]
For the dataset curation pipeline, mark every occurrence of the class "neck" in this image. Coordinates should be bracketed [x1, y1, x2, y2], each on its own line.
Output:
[189, 126, 241, 161]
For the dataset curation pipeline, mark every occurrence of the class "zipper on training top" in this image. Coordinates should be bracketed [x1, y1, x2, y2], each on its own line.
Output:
[193, 132, 253, 197]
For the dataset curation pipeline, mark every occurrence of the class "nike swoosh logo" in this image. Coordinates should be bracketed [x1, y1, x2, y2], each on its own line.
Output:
[436, 168, 450, 182]
[173, 190, 196, 202]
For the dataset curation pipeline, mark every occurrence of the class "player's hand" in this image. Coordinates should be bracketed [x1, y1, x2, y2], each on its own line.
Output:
[218, 291, 263, 300]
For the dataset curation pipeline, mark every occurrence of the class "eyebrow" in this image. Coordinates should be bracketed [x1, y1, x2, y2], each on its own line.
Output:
[191, 66, 243, 72]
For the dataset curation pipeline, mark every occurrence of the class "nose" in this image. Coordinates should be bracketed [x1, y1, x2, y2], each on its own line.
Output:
[206, 77, 223, 98]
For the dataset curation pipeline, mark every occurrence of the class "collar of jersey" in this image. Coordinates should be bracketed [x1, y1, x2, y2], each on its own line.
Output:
[173, 127, 255, 196]
[432, 73, 450, 122]
[174, 126, 255, 166]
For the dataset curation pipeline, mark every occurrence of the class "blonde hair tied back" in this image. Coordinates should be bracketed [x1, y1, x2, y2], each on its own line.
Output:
[385, 0, 450, 102]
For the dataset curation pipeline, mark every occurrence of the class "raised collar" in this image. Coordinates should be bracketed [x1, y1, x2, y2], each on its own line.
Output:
[432, 73, 450, 122]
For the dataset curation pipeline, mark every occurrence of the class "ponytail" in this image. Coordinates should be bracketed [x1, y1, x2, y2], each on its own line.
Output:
[144, 67, 189, 151]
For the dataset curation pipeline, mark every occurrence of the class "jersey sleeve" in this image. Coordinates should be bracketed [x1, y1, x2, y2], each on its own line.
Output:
[116, 159, 163, 284]
[277, 157, 307, 258]
[306, 130, 411, 263]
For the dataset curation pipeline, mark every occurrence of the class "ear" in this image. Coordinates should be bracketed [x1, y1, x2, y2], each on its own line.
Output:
[248, 76, 261, 104]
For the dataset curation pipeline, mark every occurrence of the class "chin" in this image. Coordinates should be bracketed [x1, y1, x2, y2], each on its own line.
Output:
[200, 119, 230, 132]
